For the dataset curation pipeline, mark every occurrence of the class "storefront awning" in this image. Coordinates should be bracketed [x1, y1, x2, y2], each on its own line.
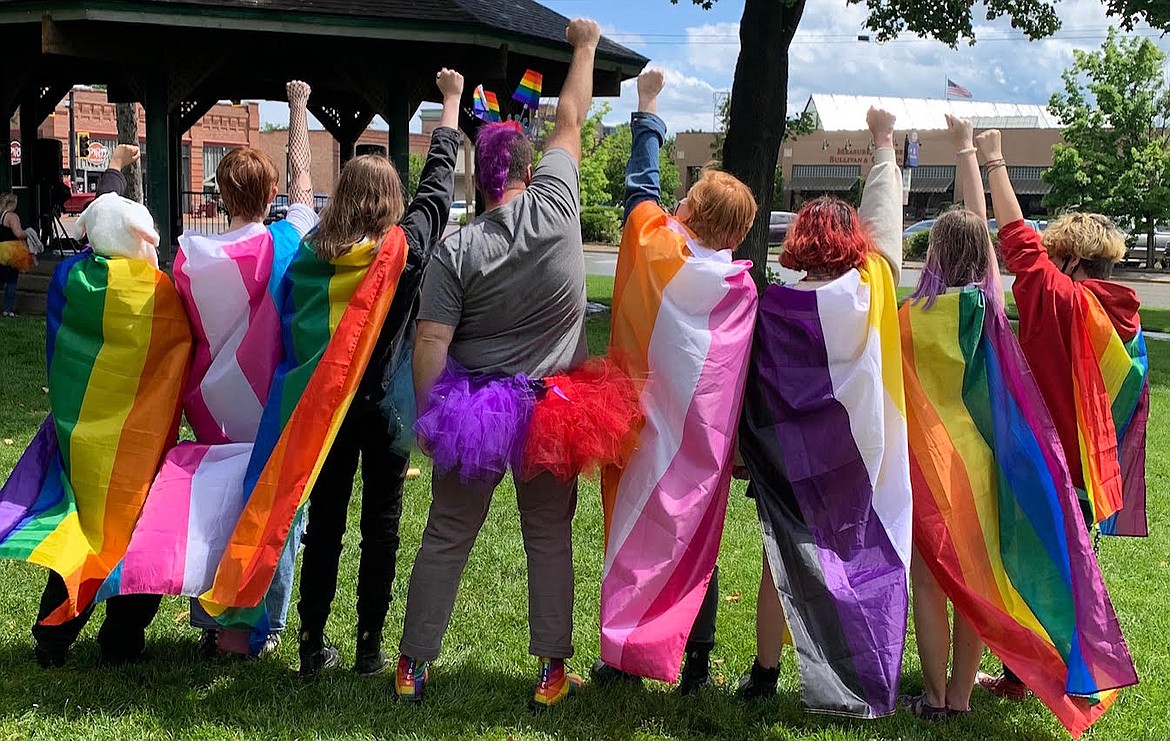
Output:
[786, 164, 861, 192]
[907, 165, 954, 194]
[983, 165, 1051, 195]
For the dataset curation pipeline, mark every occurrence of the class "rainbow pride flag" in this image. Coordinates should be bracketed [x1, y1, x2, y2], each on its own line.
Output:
[97, 222, 301, 602]
[739, 253, 911, 718]
[0, 253, 192, 620]
[473, 85, 501, 122]
[1074, 292, 1149, 535]
[900, 289, 1137, 737]
[600, 202, 757, 682]
[512, 70, 543, 110]
[200, 228, 408, 620]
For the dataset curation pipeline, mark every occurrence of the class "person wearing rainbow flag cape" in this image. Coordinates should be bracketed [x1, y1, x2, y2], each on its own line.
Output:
[398, 18, 642, 711]
[590, 68, 758, 694]
[973, 129, 1149, 702]
[899, 116, 1137, 735]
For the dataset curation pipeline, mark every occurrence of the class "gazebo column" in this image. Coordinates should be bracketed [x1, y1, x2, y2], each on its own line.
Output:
[386, 96, 410, 182]
[168, 116, 184, 246]
[144, 76, 175, 263]
[18, 89, 41, 225]
[309, 101, 375, 173]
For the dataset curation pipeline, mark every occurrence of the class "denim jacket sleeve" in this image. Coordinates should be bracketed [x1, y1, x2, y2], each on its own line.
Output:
[623, 112, 668, 223]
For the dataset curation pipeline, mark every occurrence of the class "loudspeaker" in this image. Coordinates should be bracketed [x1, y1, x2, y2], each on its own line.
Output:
[33, 138, 64, 184]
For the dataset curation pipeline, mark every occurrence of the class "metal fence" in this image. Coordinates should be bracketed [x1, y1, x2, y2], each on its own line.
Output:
[179, 191, 330, 234]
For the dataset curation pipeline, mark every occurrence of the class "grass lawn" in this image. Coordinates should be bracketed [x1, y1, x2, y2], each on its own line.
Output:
[0, 286, 1167, 740]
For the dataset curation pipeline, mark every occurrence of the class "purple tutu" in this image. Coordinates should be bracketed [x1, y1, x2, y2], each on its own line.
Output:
[414, 362, 537, 484]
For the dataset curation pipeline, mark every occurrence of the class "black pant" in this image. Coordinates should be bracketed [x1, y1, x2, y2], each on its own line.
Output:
[685, 566, 719, 655]
[33, 571, 161, 657]
[296, 405, 409, 640]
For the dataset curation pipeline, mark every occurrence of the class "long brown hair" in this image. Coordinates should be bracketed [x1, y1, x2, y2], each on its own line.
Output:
[312, 155, 405, 260]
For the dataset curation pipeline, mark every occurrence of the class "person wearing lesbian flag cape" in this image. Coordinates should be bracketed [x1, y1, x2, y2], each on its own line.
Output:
[899, 116, 1137, 735]
[973, 129, 1149, 703]
[399, 19, 642, 711]
[736, 107, 912, 718]
[589, 69, 757, 694]
[0, 146, 194, 668]
[95, 80, 318, 660]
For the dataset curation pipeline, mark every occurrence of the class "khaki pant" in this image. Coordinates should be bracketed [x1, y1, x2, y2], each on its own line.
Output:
[399, 469, 578, 661]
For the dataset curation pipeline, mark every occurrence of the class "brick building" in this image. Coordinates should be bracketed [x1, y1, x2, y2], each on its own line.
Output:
[675, 94, 1064, 221]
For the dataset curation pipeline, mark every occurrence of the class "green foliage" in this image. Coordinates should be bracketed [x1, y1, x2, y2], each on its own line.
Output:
[580, 205, 622, 245]
[261, 122, 288, 133]
[772, 167, 785, 210]
[566, 104, 682, 209]
[904, 229, 931, 261]
[1044, 30, 1170, 259]
[710, 96, 814, 169]
[406, 153, 426, 198]
[1106, 1, 1170, 31]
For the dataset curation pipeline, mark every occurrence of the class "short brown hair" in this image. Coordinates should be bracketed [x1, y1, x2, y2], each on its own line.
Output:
[216, 148, 278, 222]
[684, 170, 757, 250]
[312, 154, 405, 260]
[1042, 212, 1127, 279]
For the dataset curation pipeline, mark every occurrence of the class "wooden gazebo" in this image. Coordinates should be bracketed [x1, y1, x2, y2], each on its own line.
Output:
[0, 0, 646, 256]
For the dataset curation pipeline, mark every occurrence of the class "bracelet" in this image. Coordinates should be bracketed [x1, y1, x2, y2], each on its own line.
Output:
[956, 147, 977, 156]
[986, 162, 1008, 174]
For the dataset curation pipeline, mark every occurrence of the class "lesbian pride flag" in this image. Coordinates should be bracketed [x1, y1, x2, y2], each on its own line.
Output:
[0, 253, 191, 620]
[600, 201, 757, 682]
[901, 289, 1136, 737]
[739, 253, 911, 718]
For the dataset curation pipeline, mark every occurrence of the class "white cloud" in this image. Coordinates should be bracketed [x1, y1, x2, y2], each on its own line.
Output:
[685, 22, 741, 74]
[600, 65, 722, 134]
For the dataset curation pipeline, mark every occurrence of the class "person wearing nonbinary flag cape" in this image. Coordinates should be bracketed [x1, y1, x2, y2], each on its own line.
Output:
[972, 128, 1149, 704]
[96, 81, 318, 659]
[0, 146, 194, 668]
[899, 116, 1137, 735]
[736, 107, 912, 717]
[399, 19, 641, 711]
[589, 69, 757, 693]
[293, 69, 464, 679]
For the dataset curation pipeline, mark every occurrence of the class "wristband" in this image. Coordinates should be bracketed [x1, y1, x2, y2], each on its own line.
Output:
[956, 147, 977, 156]
[986, 162, 1008, 174]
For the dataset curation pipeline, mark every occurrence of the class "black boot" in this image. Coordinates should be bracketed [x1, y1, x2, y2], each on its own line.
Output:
[678, 649, 712, 695]
[589, 659, 643, 687]
[354, 628, 389, 677]
[736, 658, 779, 700]
[298, 629, 340, 679]
[196, 629, 219, 660]
[34, 645, 68, 669]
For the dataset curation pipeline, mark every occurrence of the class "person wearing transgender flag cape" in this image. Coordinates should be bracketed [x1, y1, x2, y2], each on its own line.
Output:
[98, 80, 319, 659]
[736, 107, 912, 718]
[590, 68, 758, 694]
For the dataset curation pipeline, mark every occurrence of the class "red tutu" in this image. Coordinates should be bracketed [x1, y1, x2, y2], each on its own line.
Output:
[522, 355, 644, 482]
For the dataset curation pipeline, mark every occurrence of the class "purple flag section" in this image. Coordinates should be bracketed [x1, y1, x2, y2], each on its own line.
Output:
[0, 419, 59, 541]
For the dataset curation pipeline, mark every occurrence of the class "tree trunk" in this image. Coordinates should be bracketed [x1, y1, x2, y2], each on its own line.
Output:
[115, 103, 143, 203]
[725, 0, 807, 288]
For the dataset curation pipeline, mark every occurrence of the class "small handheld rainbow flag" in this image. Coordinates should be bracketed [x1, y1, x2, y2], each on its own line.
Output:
[512, 70, 543, 110]
[473, 85, 501, 122]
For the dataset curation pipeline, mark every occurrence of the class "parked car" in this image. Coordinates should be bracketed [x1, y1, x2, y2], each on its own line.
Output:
[1123, 228, 1170, 269]
[449, 200, 473, 224]
[264, 193, 329, 226]
[987, 218, 1040, 234]
[902, 220, 934, 240]
[768, 211, 796, 247]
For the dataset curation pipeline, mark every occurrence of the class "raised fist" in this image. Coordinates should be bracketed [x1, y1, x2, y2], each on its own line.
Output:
[286, 80, 311, 104]
[945, 114, 974, 152]
[566, 18, 601, 49]
[110, 144, 140, 171]
[866, 107, 896, 138]
[436, 68, 464, 99]
[638, 68, 666, 103]
[975, 130, 1003, 161]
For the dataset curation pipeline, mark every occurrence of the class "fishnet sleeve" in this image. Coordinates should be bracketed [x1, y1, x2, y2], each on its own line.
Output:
[287, 81, 313, 206]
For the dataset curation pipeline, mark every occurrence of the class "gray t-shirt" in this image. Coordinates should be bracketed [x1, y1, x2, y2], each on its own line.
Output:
[418, 148, 587, 378]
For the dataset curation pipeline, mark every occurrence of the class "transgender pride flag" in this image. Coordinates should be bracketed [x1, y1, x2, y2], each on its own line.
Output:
[600, 201, 757, 682]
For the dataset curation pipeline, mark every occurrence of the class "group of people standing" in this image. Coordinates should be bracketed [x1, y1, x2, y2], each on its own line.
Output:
[0, 14, 1149, 734]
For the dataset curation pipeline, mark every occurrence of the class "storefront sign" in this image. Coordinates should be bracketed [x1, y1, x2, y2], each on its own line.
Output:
[905, 131, 920, 168]
[9, 140, 19, 166]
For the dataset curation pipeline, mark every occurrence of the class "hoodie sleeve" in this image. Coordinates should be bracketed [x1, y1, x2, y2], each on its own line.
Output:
[859, 147, 903, 284]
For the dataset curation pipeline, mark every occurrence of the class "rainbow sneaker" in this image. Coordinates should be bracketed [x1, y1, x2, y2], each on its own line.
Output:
[395, 655, 429, 704]
[531, 657, 583, 712]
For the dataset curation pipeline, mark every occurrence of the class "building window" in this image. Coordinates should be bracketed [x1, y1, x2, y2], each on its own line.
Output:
[203, 145, 231, 190]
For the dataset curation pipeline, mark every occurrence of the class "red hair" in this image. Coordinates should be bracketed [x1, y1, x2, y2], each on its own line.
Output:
[781, 196, 874, 277]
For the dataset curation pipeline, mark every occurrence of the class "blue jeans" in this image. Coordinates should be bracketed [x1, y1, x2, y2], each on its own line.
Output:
[623, 111, 668, 222]
[1, 267, 17, 313]
[189, 508, 306, 632]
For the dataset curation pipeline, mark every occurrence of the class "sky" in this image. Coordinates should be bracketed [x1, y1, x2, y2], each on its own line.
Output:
[258, 0, 1170, 134]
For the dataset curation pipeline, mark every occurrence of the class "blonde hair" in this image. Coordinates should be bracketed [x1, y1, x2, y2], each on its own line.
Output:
[684, 170, 757, 250]
[1042, 212, 1126, 278]
[312, 155, 404, 260]
[0, 192, 16, 212]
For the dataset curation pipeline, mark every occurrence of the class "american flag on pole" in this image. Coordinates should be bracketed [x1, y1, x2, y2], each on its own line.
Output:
[947, 78, 973, 99]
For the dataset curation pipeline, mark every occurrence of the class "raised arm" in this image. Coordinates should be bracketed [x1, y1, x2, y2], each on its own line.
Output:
[400, 69, 465, 261]
[624, 68, 667, 222]
[859, 107, 903, 282]
[947, 115, 986, 222]
[287, 80, 313, 207]
[543, 18, 601, 162]
[976, 130, 1024, 226]
[94, 144, 139, 198]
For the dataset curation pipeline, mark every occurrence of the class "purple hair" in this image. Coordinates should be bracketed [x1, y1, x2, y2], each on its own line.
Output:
[475, 123, 529, 201]
[909, 209, 1004, 315]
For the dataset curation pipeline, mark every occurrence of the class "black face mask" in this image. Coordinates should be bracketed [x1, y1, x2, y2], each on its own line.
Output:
[1060, 255, 1082, 276]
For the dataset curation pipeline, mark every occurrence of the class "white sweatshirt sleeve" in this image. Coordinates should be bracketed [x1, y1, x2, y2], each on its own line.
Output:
[859, 147, 903, 284]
